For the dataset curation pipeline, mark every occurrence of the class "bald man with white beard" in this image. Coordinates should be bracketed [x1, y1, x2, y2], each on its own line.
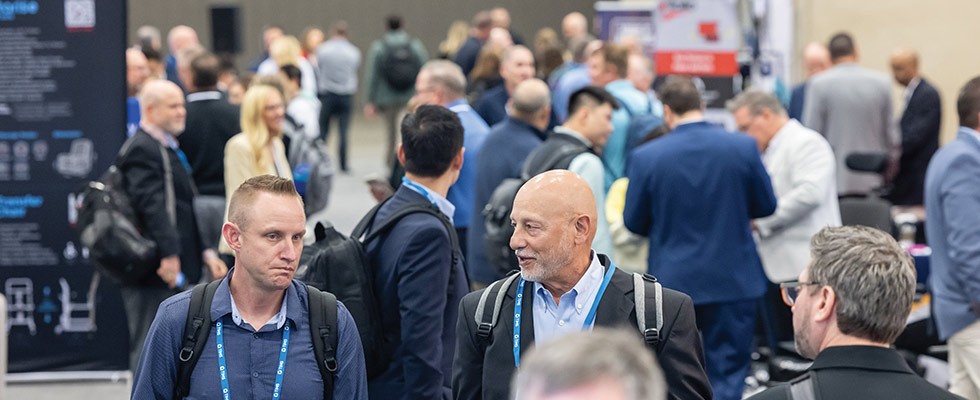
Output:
[454, 170, 711, 400]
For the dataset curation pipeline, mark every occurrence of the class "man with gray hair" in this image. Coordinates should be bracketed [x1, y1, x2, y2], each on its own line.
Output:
[730, 90, 841, 344]
[511, 329, 667, 400]
[468, 79, 552, 286]
[411, 60, 490, 254]
[749, 225, 960, 399]
[474, 45, 538, 127]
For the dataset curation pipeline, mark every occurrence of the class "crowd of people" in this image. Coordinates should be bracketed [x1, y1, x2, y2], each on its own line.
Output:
[114, 7, 980, 400]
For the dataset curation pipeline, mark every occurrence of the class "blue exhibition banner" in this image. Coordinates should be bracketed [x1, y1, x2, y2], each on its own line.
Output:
[0, 0, 129, 371]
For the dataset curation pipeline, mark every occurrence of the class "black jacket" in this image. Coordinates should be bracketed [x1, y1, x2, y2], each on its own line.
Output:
[179, 91, 240, 197]
[119, 129, 202, 287]
[452, 256, 712, 400]
[889, 78, 941, 205]
[749, 346, 961, 400]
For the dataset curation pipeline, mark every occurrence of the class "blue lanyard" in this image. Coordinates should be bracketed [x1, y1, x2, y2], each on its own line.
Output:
[401, 176, 437, 206]
[215, 319, 291, 400]
[512, 263, 617, 367]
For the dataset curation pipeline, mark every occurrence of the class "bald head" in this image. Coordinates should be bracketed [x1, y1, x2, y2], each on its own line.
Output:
[509, 78, 551, 128]
[563, 12, 589, 41]
[167, 25, 199, 54]
[890, 48, 920, 87]
[802, 42, 831, 78]
[511, 170, 597, 288]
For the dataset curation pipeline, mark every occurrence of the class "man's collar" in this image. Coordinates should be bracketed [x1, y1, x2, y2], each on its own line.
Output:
[810, 345, 915, 374]
[401, 177, 456, 223]
[553, 126, 592, 147]
[673, 115, 706, 127]
[187, 90, 222, 103]
[532, 251, 603, 301]
[139, 123, 178, 148]
[211, 267, 300, 332]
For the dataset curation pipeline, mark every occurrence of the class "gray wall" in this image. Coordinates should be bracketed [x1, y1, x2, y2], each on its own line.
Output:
[129, 0, 597, 75]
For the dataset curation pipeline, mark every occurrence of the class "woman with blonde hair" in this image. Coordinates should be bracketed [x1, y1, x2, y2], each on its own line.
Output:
[257, 35, 317, 98]
[438, 20, 469, 60]
[219, 84, 293, 253]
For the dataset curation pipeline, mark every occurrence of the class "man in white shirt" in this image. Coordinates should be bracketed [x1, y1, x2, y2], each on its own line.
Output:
[731, 90, 841, 343]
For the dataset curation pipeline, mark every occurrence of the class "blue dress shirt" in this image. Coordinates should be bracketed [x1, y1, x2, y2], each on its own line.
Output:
[447, 99, 490, 228]
[532, 252, 604, 343]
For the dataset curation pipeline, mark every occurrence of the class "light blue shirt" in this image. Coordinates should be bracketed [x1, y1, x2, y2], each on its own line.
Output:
[402, 177, 456, 224]
[552, 64, 592, 123]
[966, 126, 980, 144]
[447, 99, 490, 229]
[532, 251, 604, 343]
[605, 79, 652, 190]
[229, 286, 288, 330]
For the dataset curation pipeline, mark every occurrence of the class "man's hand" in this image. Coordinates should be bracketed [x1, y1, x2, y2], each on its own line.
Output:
[157, 256, 181, 288]
[203, 249, 228, 281]
[364, 103, 377, 119]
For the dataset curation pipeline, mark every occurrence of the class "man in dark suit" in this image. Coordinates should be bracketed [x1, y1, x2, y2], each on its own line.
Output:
[366, 105, 470, 400]
[749, 226, 960, 400]
[454, 170, 711, 400]
[787, 42, 831, 121]
[178, 51, 240, 252]
[888, 49, 941, 206]
[118, 79, 220, 371]
[624, 77, 777, 400]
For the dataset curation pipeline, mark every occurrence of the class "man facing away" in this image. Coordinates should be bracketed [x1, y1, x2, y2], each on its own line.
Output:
[624, 76, 777, 400]
[925, 75, 980, 400]
[315, 20, 361, 173]
[454, 170, 711, 400]
[802, 32, 899, 196]
[132, 175, 368, 399]
[411, 60, 490, 255]
[749, 226, 961, 400]
[365, 105, 470, 399]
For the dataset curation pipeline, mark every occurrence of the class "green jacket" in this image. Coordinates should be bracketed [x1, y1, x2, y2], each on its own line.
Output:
[363, 31, 429, 107]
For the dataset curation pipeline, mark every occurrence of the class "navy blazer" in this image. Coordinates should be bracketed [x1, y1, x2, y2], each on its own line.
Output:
[366, 186, 470, 400]
[623, 121, 777, 304]
[788, 83, 806, 122]
[890, 78, 941, 205]
[453, 261, 712, 400]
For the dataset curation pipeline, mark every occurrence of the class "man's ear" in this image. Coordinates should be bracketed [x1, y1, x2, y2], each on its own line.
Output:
[453, 147, 465, 171]
[814, 286, 836, 322]
[396, 144, 406, 167]
[573, 214, 593, 245]
[222, 222, 242, 253]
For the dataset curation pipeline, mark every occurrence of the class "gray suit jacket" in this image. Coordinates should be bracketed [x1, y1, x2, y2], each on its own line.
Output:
[802, 63, 899, 195]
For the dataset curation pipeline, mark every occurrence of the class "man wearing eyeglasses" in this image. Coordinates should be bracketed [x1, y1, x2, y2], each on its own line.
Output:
[749, 226, 960, 400]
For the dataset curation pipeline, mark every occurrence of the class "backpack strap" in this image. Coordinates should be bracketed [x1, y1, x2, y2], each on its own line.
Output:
[788, 371, 818, 400]
[307, 284, 339, 400]
[473, 271, 521, 344]
[173, 279, 221, 399]
[632, 273, 663, 348]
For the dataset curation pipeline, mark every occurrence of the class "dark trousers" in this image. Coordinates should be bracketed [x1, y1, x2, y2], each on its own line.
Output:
[121, 285, 177, 371]
[695, 298, 759, 400]
[318, 92, 353, 171]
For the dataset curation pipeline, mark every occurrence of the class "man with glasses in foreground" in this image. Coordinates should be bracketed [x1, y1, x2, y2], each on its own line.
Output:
[749, 225, 960, 399]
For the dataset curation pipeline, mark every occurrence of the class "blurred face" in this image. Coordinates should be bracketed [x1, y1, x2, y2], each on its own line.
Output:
[580, 103, 615, 148]
[146, 86, 186, 135]
[262, 91, 286, 135]
[126, 51, 150, 95]
[510, 193, 576, 283]
[228, 192, 306, 293]
[411, 70, 440, 107]
[227, 82, 244, 105]
[890, 58, 917, 87]
[501, 48, 535, 89]
[733, 107, 767, 149]
[792, 267, 820, 360]
[588, 53, 615, 87]
[305, 29, 325, 51]
[264, 28, 284, 51]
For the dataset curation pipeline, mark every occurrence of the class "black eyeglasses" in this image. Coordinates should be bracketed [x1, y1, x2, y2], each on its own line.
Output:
[779, 280, 822, 306]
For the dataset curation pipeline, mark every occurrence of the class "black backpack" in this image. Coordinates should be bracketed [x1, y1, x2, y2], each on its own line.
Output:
[76, 136, 175, 285]
[482, 133, 590, 277]
[379, 39, 422, 91]
[294, 198, 460, 378]
[173, 280, 340, 400]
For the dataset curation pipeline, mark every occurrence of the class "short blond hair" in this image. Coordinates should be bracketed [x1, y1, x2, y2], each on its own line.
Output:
[227, 175, 302, 229]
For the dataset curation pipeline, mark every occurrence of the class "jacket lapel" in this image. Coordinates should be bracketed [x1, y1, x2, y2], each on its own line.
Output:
[595, 259, 636, 327]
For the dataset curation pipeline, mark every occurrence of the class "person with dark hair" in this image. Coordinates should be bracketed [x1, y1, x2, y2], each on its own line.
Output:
[364, 104, 470, 399]
[179, 52, 241, 260]
[280, 64, 321, 142]
[888, 48, 941, 206]
[468, 79, 552, 286]
[454, 10, 494, 77]
[624, 76, 777, 400]
[802, 32, 898, 196]
[748, 226, 960, 400]
[589, 42, 653, 190]
[925, 75, 980, 400]
[315, 20, 361, 172]
[363, 14, 429, 168]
